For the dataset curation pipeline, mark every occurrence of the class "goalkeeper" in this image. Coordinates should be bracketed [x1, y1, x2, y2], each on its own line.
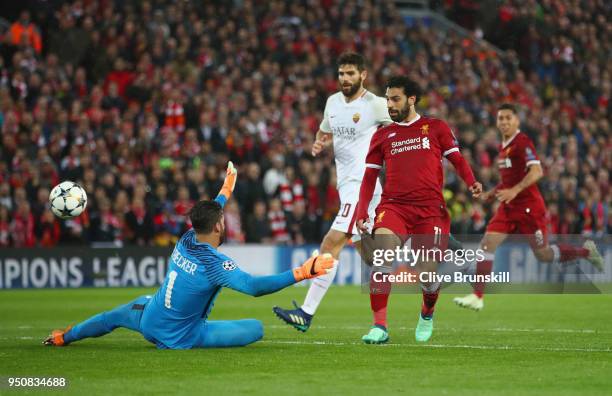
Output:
[43, 162, 335, 349]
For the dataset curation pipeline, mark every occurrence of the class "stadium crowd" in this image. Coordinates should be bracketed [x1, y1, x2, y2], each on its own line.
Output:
[0, 0, 609, 247]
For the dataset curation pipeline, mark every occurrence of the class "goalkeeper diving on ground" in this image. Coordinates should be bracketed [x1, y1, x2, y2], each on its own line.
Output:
[43, 162, 335, 349]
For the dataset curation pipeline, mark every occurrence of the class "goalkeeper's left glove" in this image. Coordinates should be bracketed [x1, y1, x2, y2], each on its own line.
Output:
[218, 161, 237, 200]
[293, 250, 336, 282]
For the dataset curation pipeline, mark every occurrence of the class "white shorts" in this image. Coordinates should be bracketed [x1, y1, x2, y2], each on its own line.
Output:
[330, 181, 382, 242]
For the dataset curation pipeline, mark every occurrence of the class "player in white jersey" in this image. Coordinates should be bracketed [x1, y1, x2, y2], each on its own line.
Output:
[273, 52, 392, 331]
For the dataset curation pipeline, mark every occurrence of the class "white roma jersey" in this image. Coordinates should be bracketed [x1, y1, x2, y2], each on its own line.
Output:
[319, 90, 392, 188]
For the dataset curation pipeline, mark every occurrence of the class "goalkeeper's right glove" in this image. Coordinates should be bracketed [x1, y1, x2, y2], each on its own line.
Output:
[293, 250, 336, 282]
[218, 161, 237, 200]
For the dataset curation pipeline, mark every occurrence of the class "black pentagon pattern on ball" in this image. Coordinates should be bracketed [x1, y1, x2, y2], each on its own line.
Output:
[60, 201, 74, 218]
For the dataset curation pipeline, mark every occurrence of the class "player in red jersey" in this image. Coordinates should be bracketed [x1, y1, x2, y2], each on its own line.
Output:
[355, 76, 482, 343]
[453, 103, 604, 311]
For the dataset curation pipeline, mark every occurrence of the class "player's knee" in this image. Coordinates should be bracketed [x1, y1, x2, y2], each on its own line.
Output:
[533, 248, 551, 262]
[100, 312, 119, 332]
[248, 320, 264, 343]
[320, 231, 345, 255]
[479, 241, 496, 254]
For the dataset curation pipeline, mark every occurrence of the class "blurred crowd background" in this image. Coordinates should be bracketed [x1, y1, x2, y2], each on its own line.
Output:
[0, 0, 609, 247]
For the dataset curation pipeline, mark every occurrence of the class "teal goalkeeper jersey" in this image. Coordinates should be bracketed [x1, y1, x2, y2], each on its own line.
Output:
[140, 228, 295, 349]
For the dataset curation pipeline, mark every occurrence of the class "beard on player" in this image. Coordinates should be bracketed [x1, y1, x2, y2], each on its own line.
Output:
[340, 77, 362, 97]
[388, 101, 411, 123]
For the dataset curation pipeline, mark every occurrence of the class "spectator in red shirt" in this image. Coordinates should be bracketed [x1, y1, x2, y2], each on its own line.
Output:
[224, 199, 245, 243]
[104, 58, 134, 98]
[0, 205, 10, 247]
[268, 198, 290, 244]
[10, 201, 35, 247]
[37, 209, 60, 247]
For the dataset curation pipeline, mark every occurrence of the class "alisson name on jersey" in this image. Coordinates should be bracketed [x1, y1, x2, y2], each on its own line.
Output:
[170, 248, 197, 275]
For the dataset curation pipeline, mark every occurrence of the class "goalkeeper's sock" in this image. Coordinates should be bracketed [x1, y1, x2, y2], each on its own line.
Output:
[473, 253, 494, 298]
[370, 272, 391, 328]
[552, 244, 589, 262]
[301, 260, 338, 316]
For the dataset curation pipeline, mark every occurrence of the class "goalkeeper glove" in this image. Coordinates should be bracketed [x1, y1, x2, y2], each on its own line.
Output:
[218, 161, 237, 200]
[293, 250, 336, 282]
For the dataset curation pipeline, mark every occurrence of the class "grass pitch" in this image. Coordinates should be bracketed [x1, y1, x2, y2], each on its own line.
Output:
[1, 286, 611, 395]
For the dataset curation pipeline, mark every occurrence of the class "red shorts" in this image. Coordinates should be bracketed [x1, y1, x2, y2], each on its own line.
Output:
[373, 202, 450, 250]
[486, 206, 548, 249]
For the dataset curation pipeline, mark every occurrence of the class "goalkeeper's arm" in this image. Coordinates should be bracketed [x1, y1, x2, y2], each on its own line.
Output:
[214, 161, 237, 208]
[207, 252, 336, 297]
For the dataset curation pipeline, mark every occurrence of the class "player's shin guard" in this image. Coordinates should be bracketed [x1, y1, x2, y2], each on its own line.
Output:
[420, 282, 440, 319]
[301, 260, 339, 315]
[473, 252, 494, 298]
[370, 270, 391, 329]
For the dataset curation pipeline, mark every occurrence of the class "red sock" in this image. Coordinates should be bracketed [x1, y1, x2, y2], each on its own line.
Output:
[421, 288, 440, 318]
[370, 272, 391, 328]
[474, 259, 493, 298]
[556, 244, 589, 262]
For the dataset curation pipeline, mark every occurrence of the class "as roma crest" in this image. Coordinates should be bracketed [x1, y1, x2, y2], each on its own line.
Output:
[352, 113, 360, 123]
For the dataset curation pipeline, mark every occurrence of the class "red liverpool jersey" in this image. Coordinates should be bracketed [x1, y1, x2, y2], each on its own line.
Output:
[365, 115, 460, 207]
[496, 131, 546, 214]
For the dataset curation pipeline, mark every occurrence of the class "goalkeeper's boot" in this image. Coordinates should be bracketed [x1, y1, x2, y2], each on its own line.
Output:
[272, 301, 312, 332]
[415, 315, 434, 342]
[453, 293, 484, 311]
[584, 240, 604, 271]
[42, 325, 72, 346]
[362, 325, 389, 344]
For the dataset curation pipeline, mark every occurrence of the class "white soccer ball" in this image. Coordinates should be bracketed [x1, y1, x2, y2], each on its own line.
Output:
[49, 181, 88, 219]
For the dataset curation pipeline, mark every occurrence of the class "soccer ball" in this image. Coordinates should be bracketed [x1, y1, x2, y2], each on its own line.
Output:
[49, 181, 88, 219]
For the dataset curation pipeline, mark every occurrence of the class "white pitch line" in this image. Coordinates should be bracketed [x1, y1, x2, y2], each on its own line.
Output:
[260, 340, 612, 353]
[4, 337, 610, 353]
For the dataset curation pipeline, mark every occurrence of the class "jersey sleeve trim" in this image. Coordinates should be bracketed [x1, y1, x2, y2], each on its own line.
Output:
[442, 147, 460, 157]
[526, 160, 541, 167]
[366, 163, 382, 169]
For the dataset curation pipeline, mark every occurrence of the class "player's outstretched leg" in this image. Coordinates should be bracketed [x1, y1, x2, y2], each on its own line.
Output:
[454, 232, 508, 311]
[415, 282, 440, 342]
[273, 230, 343, 332]
[453, 252, 492, 311]
[196, 319, 263, 348]
[361, 269, 392, 344]
[43, 295, 151, 346]
[361, 227, 400, 344]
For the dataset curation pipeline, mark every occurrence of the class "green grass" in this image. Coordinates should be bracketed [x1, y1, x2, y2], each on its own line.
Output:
[1, 287, 611, 395]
